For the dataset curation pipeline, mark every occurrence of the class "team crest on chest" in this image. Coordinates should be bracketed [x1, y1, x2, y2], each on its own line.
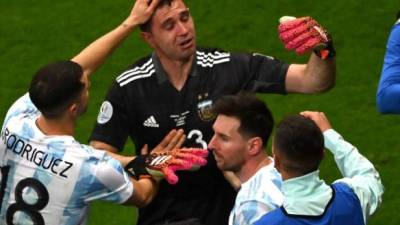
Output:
[197, 93, 215, 121]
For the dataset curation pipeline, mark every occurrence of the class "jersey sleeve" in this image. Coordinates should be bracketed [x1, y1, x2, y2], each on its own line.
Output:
[84, 152, 134, 204]
[231, 52, 289, 94]
[376, 23, 400, 113]
[231, 201, 273, 225]
[324, 129, 384, 223]
[89, 81, 130, 151]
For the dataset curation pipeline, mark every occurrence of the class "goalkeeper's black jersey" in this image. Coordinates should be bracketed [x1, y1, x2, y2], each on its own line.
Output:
[90, 47, 289, 225]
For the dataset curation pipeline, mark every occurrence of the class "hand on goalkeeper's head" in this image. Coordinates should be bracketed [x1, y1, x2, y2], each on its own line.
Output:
[278, 16, 335, 59]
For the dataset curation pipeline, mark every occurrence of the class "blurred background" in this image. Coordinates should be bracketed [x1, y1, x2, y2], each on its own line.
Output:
[0, 0, 398, 224]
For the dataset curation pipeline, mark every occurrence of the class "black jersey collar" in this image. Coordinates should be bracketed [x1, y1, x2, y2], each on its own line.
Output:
[151, 52, 198, 85]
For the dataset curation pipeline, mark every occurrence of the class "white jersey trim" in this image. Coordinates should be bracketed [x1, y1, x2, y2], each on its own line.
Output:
[196, 50, 230, 68]
[117, 58, 155, 87]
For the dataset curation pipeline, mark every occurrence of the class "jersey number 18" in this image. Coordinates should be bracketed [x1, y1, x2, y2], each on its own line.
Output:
[0, 166, 49, 225]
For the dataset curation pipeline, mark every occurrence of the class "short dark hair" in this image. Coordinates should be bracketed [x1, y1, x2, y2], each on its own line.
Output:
[397, 10, 400, 19]
[274, 114, 324, 176]
[139, 0, 174, 32]
[29, 60, 84, 119]
[212, 92, 274, 147]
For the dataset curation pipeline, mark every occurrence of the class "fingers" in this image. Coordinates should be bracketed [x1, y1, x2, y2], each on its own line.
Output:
[176, 148, 209, 157]
[161, 167, 179, 184]
[157, 129, 177, 148]
[157, 129, 186, 151]
[172, 152, 208, 167]
[140, 144, 149, 155]
[279, 19, 315, 42]
[279, 16, 297, 24]
[172, 148, 209, 166]
[165, 129, 186, 151]
[128, 0, 159, 26]
[147, 0, 160, 12]
[300, 111, 332, 132]
[295, 37, 322, 54]
[300, 110, 324, 119]
[278, 16, 329, 55]
[152, 129, 186, 155]
[278, 17, 312, 32]
[176, 134, 186, 149]
[169, 159, 193, 170]
[146, 148, 209, 185]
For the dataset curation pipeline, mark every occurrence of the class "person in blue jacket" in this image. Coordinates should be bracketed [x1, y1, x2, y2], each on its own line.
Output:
[255, 111, 384, 225]
[376, 12, 400, 113]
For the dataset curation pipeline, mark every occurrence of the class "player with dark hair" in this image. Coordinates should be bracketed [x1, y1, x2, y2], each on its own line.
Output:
[255, 111, 384, 225]
[208, 92, 283, 225]
[376, 11, 400, 113]
[89, 0, 337, 224]
[0, 0, 208, 224]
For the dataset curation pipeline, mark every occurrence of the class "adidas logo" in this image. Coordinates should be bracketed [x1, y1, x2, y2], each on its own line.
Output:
[143, 116, 159, 128]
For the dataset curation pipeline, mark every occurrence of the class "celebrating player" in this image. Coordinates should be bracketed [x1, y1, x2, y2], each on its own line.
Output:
[0, 0, 208, 224]
[255, 111, 383, 225]
[208, 92, 283, 225]
[89, 0, 336, 224]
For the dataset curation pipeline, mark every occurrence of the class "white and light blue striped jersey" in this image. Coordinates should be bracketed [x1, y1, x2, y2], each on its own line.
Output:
[229, 160, 283, 225]
[0, 93, 134, 225]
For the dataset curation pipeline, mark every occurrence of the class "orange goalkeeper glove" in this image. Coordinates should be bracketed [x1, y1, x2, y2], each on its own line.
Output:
[278, 16, 335, 59]
[125, 148, 208, 184]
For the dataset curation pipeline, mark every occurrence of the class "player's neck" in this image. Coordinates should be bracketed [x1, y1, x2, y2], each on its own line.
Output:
[158, 54, 194, 91]
[236, 154, 272, 183]
[36, 115, 75, 136]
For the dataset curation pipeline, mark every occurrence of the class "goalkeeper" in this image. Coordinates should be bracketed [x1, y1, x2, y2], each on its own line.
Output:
[0, 0, 208, 224]
[90, 1, 338, 223]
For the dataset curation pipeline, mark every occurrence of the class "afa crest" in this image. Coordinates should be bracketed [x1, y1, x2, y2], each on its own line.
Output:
[197, 99, 215, 121]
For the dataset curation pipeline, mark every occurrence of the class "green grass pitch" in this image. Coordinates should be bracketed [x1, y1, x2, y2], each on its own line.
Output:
[0, 0, 399, 224]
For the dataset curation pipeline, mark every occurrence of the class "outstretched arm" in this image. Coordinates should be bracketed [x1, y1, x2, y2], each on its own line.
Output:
[71, 0, 159, 77]
[115, 129, 186, 207]
[376, 21, 400, 114]
[301, 111, 384, 223]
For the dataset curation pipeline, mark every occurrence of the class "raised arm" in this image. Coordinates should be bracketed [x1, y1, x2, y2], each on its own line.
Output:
[301, 111, 384, 223]
[278, 16, 336, 94]
[376, 18, 400, 114]
[286, 54, 335, 93]
[71, 0, 159, 77]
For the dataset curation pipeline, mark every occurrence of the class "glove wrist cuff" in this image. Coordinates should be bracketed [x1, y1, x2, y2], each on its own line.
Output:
[124, 155, 150, 180]
[314, 39, 335, 60]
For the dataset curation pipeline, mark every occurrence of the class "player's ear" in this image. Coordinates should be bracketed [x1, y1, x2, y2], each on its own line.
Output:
[141, 32, 156, 49]
[247, 137, 262, 156]
[68, 103, 79, 118]
[272, 143, 281, 172]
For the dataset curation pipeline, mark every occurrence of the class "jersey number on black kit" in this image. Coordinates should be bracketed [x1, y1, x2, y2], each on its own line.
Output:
[0, 166, 49, 225]
[187, 129, 207, 149]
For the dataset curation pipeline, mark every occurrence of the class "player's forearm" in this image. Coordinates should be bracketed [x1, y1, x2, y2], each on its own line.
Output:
[286, 55, 336, 94]
[71, 21, 138, 77]
[125, 178, 159, 207]
[323, 129, 380, 180]
[106, 151, 134, 167]
[324, 129, 384, 220]
[223, 171, 241, 190]
[303, 53, 336, 93]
